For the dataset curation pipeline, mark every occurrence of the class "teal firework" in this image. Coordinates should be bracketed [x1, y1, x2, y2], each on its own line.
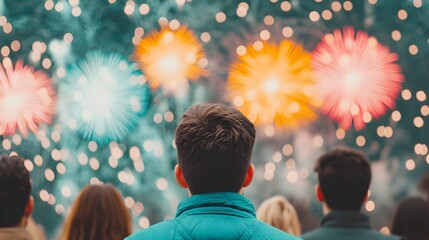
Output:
[58, 52, 150, 143]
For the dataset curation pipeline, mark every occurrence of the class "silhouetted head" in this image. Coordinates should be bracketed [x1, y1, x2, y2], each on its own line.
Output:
[60, 184, 131, 240]
[392, 197, 429, 240]
[0, 155, 33, 227]
[174, 103, 256, 195]
[314, 147, 371, 211]
[257, 196, 301, 236]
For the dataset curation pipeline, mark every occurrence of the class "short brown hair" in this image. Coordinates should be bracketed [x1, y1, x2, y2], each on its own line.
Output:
[60, 184, 131, 240]
[175, 103, 256, 194]
[315, 147, 371, 211]
[0, 155, 31, 227]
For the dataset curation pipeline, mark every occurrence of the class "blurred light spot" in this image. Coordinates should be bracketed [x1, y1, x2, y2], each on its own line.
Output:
[401, 89, 412, 100]
[124, 196, 135, 208]
[356, 135, 366, 147]
[264, 15, 275, 25]
[282, 144, 293, 156]
[416, 91, 426, 102]
[139, 4, 150, 15]
[139, 217, 150, 228]
[89, 158, 100, 170]
[343, 1, 353, 11]
[286, 159, 296, 169]
[391, 110, 401, 121]
[336, 128, 346, 140]
[236, 46, 247, 56]
[413, 0, 422, 8]
[264, 126, 275, 137]
[272, 151, 282, 163]
[365, 200, 375, 212]
[409, 45, 418, 55]
[405, 159, 415, 170]
[391, 30, 401, 41]
[331, 1, 342, 11]
[414, 117, 424, 128]
[322, 10, 332, 20]
[309, 11, 320, 22]
[45, 168, 55, 181]
[200, 32, 211, 43]
[264, 171, 274, 181]
[34, 155, 43, 166]
[56, 163, 66, 174]
[61, 186, 71, 197]
[24, 160, 34, 172]
[156, 178, 169, 190]
[398, 9, 408, 20]
[260, 30, 271, 40]
[281, 1, 291, 11]
[88, 141, 98, 152]
[215, 12, 226, 23]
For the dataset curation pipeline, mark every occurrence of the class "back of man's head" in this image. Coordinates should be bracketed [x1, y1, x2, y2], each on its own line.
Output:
[315, 148, 371, 211]
[0, 155, 32, 227]
[175, 103, 256, 194]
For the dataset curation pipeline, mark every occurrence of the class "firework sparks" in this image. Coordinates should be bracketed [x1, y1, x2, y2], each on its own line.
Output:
[135, 26, 206, 93]
[227, 40, 320, 129]
[312, 27, 404, 130]
[58, 52, 150, 143]
[0, 60, 56, 137]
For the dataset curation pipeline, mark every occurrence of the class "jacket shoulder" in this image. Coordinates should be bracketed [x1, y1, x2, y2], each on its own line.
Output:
[301, 228, 402, 240]
[125, 221, 175, 240]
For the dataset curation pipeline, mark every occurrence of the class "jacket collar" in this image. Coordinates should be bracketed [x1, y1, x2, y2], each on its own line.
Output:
[176, 192, 256, 219]
[321, 210, 371, 229]
[0, 227, 32, 240]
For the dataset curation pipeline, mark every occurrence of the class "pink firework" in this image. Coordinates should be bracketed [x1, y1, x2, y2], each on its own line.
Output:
[0, 60, 56, 137]
[312, 27, 403, 130]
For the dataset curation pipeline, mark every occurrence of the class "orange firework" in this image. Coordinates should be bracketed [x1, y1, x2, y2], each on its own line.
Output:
[135, 26, 206, 93]
[227, 40, 320, 129]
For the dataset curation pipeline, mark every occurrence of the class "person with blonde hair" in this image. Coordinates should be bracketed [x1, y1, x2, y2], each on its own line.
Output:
[59, 184, 131, 240]
[257, 196, 301, 236]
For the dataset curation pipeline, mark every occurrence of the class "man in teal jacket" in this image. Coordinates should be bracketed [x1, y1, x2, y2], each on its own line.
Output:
[301, 148, 401, 240]
[126, 104, 299, 240]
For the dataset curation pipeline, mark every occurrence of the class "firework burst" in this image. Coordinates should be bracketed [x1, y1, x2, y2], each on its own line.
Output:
[312, 27, 404, 130]
[135, 25, 206, 93]
[227, 40, 320, 129]
[58, 52, 150, 143]
[0, 60, 56, 137]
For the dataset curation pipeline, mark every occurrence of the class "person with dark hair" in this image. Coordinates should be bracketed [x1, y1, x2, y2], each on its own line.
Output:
[0, 155, 34, 240]
[391, 197, 429, 240]
[126, 103, 299, 240]
[59, 184, 132, 240]
[301, 148, 401, 240]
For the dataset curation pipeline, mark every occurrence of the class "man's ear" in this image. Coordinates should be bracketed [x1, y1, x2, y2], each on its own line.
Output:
[316, 184, 324, 202]
[24, 196, 34, 217]
[174, 164, 188, 188]
[242, 164, 255, 188]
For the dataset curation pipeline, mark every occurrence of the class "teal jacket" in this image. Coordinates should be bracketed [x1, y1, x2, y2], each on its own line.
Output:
[301, 210, 402, 240]
[126, 192, 300, 240]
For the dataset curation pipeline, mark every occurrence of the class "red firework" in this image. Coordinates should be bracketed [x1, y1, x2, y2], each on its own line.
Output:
[312, 27, 404, 130]
[0, 60, 56, 137]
